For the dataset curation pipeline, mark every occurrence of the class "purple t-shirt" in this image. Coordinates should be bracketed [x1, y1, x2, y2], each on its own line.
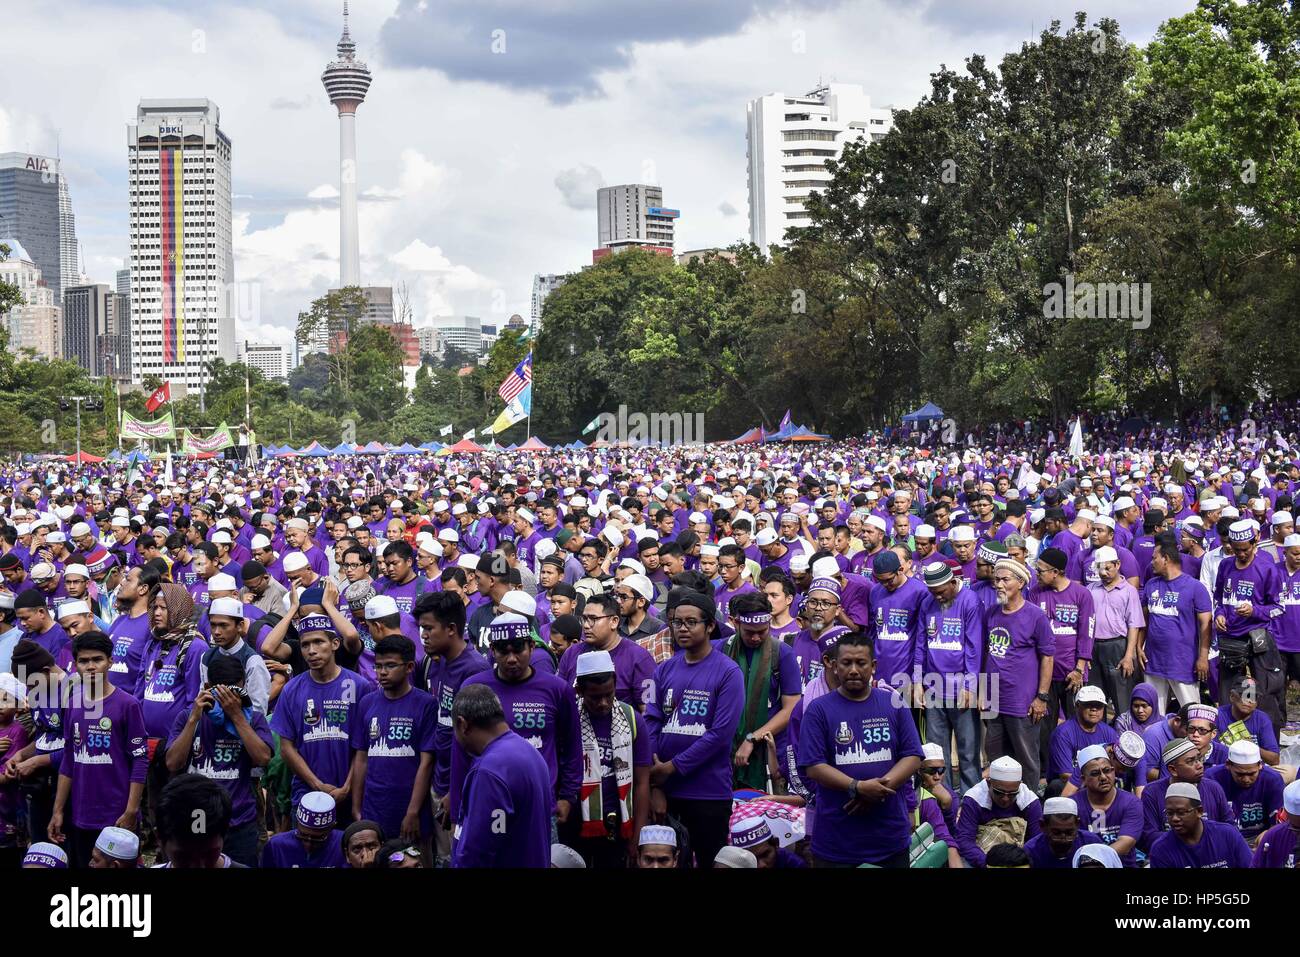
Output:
[1250, 821, 1299, 868]
[351, 686, 438, 836]
[644, 648, 744, 800]
[715, 581, 758, 620]
[430, 644, 489, 800]
[261, 829, 346, 868]
[1141, 573, 1212, 683]
[798, 687, 924, 864]
[457, 668, 582, 807]
[983, 602, 1055, 718]
[1140, 775, 1232, 851]
[1029, 581, 1095, 681]
[269, 667, 374, 805]
[1214, 555, 1279, 637]
[790, 629, 824, 690]
[557, 638, 656, 709]
[135, 635, 209, 739]
[108, 611, 152, 693]
[61, 688, 149, 830]
[869, 576, 928, 686]
[452, 730, 552, 868]
[1149, 820, 1252, 868]
[1072, 787, 1143, 867]
[916, 585, 985, 699]
[168, 708, 274, 827]
[1271, 564, 1300, 653]
[1206, 764, 1285, 840]
[1048, 718, 1118, 780]
[1025, 829, 1104, 868]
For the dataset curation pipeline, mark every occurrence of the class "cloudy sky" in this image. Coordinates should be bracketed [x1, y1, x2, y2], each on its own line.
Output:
[2, 0, 1197, 350]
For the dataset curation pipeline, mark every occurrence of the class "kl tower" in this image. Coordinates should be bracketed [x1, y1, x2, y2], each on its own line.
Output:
[322, 2, 371, 288]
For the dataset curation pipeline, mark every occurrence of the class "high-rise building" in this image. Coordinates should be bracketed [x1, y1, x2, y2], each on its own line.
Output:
[101, 291, 131, 381]
[746, 83, 893, 250]
[322, 2, 372, 290]
[127, 98, 236, 395]
[0, 152, 79, 302]
[430, 315, 482, 358]
[62, 283, 111, 375]
[530, 273, 568, 333]
[415, 325, 436, 357]
[239, 342, 288, 380]
[115, 267, 130, 296]
[0, 238, 61, 360]
[596, 185, 678, 262]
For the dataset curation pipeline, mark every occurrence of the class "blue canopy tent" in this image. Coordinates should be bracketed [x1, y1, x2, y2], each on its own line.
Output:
[902, 402, 945, 425]
[328, 443, 355, 455]
[390, 443, 421, 455]
[418, 441, 443, 451]
[299, 442, 331, 457]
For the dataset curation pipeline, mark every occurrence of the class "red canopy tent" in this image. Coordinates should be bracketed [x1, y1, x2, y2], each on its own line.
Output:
[445, 438, 485, 454]
[518, 436, 550, 451]
[64, 451, 104, 464]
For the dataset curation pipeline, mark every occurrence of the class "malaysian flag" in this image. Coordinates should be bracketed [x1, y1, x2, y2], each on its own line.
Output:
[498, 352, 532, 404]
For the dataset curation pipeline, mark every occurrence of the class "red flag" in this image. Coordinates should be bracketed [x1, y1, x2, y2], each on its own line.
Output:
[146, 382, 171, 413]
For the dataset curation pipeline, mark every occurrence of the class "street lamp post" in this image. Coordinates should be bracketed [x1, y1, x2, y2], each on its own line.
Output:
[59, 394, 102, 464]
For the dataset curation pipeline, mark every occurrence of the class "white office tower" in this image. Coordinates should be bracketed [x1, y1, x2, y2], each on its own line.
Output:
[127, 98, 236, 395]
[746, 83, 893, 250]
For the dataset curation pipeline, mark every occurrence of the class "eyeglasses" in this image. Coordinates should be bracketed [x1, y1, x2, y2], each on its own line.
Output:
[990, 785, 1019, 797]
[804, 598, 839, 610]
[373, 660, 407, 672]
[920, 766, 946, 775]
[669, 618, 705, 630]
[1085, 767, 1115, 778]
[341, 562, 365, 569]
[1186, 726, 1214, 737]
[580, 614, 617, 625]
[613, 592, 635, 601]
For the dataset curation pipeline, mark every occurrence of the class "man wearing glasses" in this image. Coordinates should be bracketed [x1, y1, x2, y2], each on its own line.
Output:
[953, 756, 1043, 867]
[913, 743, 964, 867]
[644, 592, 743, 867]
[1139, 737, 1233, 853]
[1047, 686, 1118, 783]
[556, 592, 655, 710]
[458, 613, 582, 837]
[1071, 744, 1142, 866]
[615, 575, 662, 646]
[714, 544, 757, 620]
[791, 577, 843, 690]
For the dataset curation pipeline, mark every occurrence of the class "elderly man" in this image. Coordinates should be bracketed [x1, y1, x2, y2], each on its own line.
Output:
[1086, 545, 1146, 720]
[915, 560, 984, 794]
[984, 559, 1055, 787]
[1149, 782, 1252, 868]
[1213, 519, 1286, 737]
[952, 756, 1043, 868]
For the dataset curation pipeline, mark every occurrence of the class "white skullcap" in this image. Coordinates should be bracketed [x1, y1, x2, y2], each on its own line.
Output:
[56, 600, 91, 619]
[989, 756, 1022, 783]
[286, 518, 309, 531]
[70, 522, 92, 538]
[1092, 515, 1115, 529]
[418, 538, 444, 557]
[789, 554, 810, 573]
[1273, 511, 1294, 526]
[94, 826, 140, 862]
[516, 507, 536, 524]
[638, 825, 677, 848]
[1284, 780, 1300, 816]
[949, 526, 976, 543]
[865, 515, 888, 533]
[282, 552, 309, 572]
[915, 524, 936, 538]
[575, 649, 615, 678]
[210, 530, 233, 545]
[364, 595, 399, 620]
[250, 534, 271, 550]
[1091, 546, 1119, 565]
[623, 573, 653, 603]
[921, 743, 945, 762]
[208, 573, 238, 592]
[811, 557, 840, 579]
[1166, 782, 1201, 803]
[1227, 740, 1262, 765]
[1043, 797, 1078, 817]
[535, 538, 557, 561]
[209, 597, 244, 619]
[499, 590, 537, 617]
[62, 563, 90, 580]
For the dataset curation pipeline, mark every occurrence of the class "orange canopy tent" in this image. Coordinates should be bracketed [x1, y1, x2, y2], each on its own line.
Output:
[445, 438, 486, 454]
[65, 451, 104, 464]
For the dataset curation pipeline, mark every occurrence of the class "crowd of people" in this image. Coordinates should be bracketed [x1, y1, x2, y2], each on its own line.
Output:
[1, 420, 1298, 869]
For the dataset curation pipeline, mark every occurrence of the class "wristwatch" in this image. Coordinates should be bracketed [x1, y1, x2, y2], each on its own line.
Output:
[744, 732, 757, 743]
[847, 779, 860, 799]
[1035, 692, 1050, 702]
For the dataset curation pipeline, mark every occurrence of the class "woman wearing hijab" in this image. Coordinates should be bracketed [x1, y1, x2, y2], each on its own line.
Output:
[1113, 682, 1160, 736]
[135, 582, 208, 853]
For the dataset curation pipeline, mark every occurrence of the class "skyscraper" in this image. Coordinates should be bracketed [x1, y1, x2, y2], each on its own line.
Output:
[62, 283, 111, 375]
[0, 152, 79, 302]
[0, 238, 61, 361]
[127, 98, 236, 397]
[322, 2, 372, 290]
[746, 83, 893, 250]
[530, 273, 568, 334]
[595, 185, 678, 262]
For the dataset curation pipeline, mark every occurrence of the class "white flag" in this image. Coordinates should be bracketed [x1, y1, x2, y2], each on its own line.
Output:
[464, 429, 476, 440]
[440, 424, 453, 437]
[1069, 418, 1084, 459]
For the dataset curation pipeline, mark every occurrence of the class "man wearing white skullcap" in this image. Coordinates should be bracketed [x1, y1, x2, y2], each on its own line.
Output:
[1204, 738, 1287, 845]
[913, 742, 963, 868]
[1023, 797, 1104, 868]
[637, 824, 679, 868]
[952, 756, 1044, 868]
[89, 825, 140, 868]
[1148, 781, 1251, 868]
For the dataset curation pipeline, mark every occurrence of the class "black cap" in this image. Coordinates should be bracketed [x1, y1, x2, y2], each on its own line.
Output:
[478, 553, 510, 578]
[550, 582, 578, 600]
[550, 613, 581, 641]
[241, 559, 267, 579]
[1038, 547, 1068, 572]
[0, 553, 22, 570]
[13, 588, 46, 611]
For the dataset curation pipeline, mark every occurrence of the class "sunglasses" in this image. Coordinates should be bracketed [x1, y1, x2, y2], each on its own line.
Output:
[920, 766, 946, 775]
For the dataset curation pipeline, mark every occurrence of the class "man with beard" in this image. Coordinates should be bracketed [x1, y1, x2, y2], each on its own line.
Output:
[791, 576, 842, 690]
[984, 559, 1055, 788]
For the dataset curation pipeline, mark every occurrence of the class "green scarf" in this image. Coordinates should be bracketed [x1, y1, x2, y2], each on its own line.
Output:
[727, 635, 777, 791]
